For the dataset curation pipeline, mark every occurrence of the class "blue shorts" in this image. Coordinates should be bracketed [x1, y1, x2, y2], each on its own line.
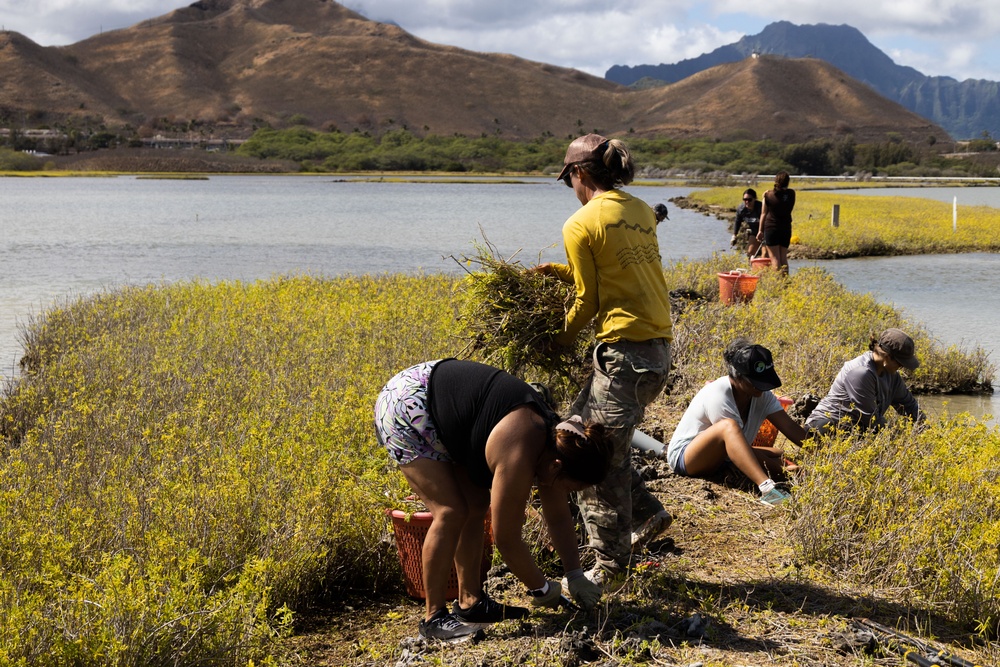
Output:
[374, 360, 454, 466]
[666, 440, 691, 476]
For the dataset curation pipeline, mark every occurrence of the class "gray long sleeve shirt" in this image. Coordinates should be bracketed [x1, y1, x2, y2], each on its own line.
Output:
[807, 351, 922, 431]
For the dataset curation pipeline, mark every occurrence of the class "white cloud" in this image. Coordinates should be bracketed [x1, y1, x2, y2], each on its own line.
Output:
[0, 0, 996, 81]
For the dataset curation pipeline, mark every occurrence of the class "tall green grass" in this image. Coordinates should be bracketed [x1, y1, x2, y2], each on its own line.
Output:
[0, 266, 996, 663]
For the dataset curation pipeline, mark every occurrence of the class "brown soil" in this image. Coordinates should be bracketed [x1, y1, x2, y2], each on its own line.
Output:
[274, 400, 995, 666]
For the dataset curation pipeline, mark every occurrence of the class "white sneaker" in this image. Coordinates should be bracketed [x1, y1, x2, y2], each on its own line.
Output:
[759, 487, 792, 506]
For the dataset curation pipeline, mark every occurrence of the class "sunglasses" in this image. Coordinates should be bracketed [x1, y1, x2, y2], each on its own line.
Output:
[562, 164, 577, 188]
[743, 197, 753, 201]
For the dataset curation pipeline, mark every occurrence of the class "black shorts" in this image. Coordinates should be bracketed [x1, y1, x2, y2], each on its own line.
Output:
[763, 225, 792, 247]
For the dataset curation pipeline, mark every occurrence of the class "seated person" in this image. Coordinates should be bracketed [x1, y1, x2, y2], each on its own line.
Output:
[665, 338, 808, 506]
[806, 328, 925, 435]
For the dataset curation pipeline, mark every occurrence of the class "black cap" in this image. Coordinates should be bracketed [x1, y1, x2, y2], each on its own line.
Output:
[734, 344, 782, 391]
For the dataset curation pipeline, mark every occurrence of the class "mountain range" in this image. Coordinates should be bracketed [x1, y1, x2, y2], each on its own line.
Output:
[606, 21, 999, 141]
[0, 1, 949, 145]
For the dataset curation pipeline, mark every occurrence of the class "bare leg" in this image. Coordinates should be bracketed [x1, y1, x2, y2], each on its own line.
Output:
[764, 245, 782, 271]
[400, 458, 471, 619]
[450, 467, 491, 609]
[681, 418, 770, 486]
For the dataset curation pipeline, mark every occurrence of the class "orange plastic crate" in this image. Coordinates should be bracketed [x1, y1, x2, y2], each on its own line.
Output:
[751, 395, 794, 447]
[386, 508, 493, 599]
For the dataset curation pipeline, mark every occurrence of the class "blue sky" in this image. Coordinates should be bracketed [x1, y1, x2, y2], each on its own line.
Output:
[1, 0, 996, 82]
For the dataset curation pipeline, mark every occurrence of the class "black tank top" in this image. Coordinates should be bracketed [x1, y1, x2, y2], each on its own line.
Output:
[428, 359, 557, 488]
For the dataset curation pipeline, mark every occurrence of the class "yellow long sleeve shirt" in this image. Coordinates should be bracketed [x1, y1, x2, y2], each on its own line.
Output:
[551, 190, 673, 346]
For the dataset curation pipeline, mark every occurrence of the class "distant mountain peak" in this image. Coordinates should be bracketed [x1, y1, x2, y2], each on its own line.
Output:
[605, 21, 997, 139]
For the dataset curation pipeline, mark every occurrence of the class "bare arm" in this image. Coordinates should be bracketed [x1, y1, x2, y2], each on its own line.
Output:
[756, 194, 769, 242]
[535, 482, 582, 574]
[486, 408, 549, 590]
[768, 409, 808, 447]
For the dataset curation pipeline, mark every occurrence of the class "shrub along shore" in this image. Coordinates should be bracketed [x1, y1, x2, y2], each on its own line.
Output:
[0, 259, 997, 664]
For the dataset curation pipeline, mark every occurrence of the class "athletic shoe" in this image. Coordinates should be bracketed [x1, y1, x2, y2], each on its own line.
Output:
[631, 509, 673, 549]
[452, 592, 529, 629]
[418, 608, 481, 643]
[759, 487, 792, 506]
[562, 565, 628, 596]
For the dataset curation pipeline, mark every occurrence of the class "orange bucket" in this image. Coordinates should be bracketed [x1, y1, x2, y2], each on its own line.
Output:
[386, 508, 493, 599]
[717, 271, 759, 305]
[752, 395, 795, 447]
[750, 257, 772, 272]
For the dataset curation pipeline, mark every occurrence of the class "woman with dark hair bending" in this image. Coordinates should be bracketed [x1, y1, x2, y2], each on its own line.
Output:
[375, 358, 613, 643]
[665, 338, 808, 506]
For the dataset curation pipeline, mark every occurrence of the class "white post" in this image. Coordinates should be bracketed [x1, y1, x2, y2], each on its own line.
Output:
[953, 196, 958, 233]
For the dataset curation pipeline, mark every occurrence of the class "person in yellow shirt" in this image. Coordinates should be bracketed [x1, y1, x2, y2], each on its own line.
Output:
[536, 133, 673, 587]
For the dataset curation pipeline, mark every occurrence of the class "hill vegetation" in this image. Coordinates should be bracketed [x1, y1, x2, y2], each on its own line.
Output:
[229, 127, 995, 177]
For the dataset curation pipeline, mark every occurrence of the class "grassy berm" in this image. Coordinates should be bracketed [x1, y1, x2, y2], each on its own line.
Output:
[1, 258, 997, 666]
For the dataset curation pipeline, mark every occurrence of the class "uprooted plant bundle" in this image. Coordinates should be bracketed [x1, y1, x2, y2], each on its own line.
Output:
[452, 239, 592, 402]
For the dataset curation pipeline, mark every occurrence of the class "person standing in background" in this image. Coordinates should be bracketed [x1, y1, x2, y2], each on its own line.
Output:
[757, 172, 795, 273]
[535, 134, 673, 589]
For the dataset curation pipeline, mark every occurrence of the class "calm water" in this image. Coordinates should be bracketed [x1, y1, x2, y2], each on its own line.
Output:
[1, 176, 996, 421]
[0, 176, 729, 375]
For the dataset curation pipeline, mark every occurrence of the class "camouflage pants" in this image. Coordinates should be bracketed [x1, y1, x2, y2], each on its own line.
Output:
[571, 338, 671, 571]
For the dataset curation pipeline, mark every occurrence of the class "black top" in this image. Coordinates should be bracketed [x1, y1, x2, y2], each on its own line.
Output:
[733, 200, 762, 235]
[762, 188, 796, 232]
[428, 359, 557, 488]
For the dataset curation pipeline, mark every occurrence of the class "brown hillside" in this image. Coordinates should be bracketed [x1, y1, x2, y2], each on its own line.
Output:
[0, 31, 126, 123]
[55, 0, 625, 139]
[1, 0, 951, 144]
[626, 54, 949, 143]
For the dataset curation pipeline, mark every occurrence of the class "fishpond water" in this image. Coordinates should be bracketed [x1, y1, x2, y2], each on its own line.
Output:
[2, 176, 996, 422]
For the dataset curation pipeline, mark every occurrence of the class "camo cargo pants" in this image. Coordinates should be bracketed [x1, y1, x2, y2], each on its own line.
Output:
[571, 338, 671, 572]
